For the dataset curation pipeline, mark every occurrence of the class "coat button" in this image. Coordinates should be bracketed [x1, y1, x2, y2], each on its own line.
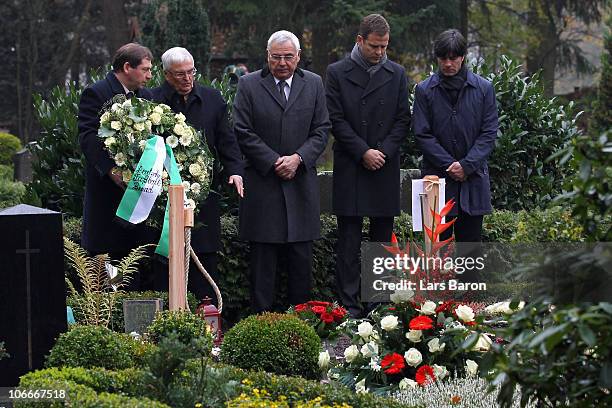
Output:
[361, 100, 366, 105]
[378, 121, 383, 126]
[362, 120, 367, 126]
[379, 100, 385, 105]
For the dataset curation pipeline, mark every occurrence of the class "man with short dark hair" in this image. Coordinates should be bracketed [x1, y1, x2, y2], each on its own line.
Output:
[412, 29, 498, 243]
[78, 43, 154, 288]
[233, 30, 330, 313]
[325, 14, 411, 317]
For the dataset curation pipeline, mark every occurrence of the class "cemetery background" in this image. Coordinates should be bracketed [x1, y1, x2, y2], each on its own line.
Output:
[0, 1, 611, 407]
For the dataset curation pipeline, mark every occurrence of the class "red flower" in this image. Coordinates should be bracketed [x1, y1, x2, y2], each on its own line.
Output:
[331, 307, 346, 321]
[311, 305, 326, 315]
[415, 365, 436, 385]
[320, 312, 334, 323]
[294, 304, 308, 313]
[307, 301, 331, 307]
[409, 315, 434, 330]
[435, 301, 456, 314]
[381, 353, 405, 375]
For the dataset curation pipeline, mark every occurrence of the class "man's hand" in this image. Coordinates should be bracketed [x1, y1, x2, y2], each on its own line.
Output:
[362, 149, 386, 170]
[228, 175, 244, 198]
[108, 167, 127, 190]
[446, 161, 466, 182]
[274, 154, 301, 180]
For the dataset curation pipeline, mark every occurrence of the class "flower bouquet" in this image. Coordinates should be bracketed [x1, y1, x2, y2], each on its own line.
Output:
[288, 300, 348, 339]
[97, 95, 214, 227]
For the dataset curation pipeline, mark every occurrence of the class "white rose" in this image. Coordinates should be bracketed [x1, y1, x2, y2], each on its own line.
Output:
[318, 351, 330, 369]
[355, 379, 368, 394]
[344, 345, 359, 363]
[134, 122, 145, 131]
[181, 181, 191, 192]
[103, 136, 116, 147]
[138, 139, 147, 151]
[111, 103, 121, 111]
[390, 290, 414, 304]
[360, 341, 378, 358]
[485, 301, 525, 315]
[433, 364, 448, 380]
[465, 359, 478, 377]
[179, 133, 192, 146]
[427, 337, 445, 353]
[110, 121, 122, 130]
[357, 321, 373, 339]
[418, 301, 437, 315]
[455, 305, 475, 323]
[166, 135, 179, 148]
[114, 153, 126, 167]
[153, 105, 164, 114]
[175, 112, 186, 123]
[191, 182, 201, 195]
[149, 112, 162, 125]
[473, 333, 493, 352]
[100, 112, 111, 124]
[406, 330, 422, 343]
[404, 348, 422, 367]
[122, 99, 132, 107]
[398, 378, 418, 390]
[159, 103, 171, 111]
[173, 123, 185, 136]
[189, 163, 202, 177]
[380, 315, 399, 331]
[145, 120, 152, 131]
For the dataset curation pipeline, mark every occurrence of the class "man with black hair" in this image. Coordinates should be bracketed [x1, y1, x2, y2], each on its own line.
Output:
[325, 14, 411, 317]
[412, 29, 498, 243]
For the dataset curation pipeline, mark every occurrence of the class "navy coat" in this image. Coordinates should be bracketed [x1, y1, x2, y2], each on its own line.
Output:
[412, 70, 498, 216]
[326, 57, 411, 217]
[78, 72, 153, 253]
[151, 81, 244, 252]
[233, 68, 330, 243]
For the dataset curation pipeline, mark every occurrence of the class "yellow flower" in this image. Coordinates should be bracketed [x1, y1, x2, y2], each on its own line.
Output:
[110, 121, 122, 130]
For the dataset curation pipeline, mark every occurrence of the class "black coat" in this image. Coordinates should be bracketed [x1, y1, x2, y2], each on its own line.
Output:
[151, 81, 244, 252]
[233, 68, 330, 243]
[325, 57, 411, 217]
[412, 70, 498, 216]
[78, 72, 153, 253]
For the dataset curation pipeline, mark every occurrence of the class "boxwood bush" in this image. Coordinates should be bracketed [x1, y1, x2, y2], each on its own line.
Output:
[0, 132, 21, 165]
[147, 310, 212, 353]
[220, 313, 320, 379]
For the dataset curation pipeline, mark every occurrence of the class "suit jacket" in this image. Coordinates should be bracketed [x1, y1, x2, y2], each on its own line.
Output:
[412, 70, 498, 216]
[78, 72, 153, 253]
[151, 81, 243, 252]
[326, 57, 411, 217]
[233, 67, 331, 242]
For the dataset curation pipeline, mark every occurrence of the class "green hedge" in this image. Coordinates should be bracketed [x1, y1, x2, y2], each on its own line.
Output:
[0, 178, 25, 209]
[0, 132, 21, 165]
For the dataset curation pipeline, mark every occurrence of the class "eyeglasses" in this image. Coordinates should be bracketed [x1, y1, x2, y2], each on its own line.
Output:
[168, 68, 197, 79]
[268, 53, 296, 62]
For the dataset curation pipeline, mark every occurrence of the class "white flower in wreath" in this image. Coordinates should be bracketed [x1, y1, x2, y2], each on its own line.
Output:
[418, 300, 437, 315]
[162, 170, 169, 180]
[145, 120, 152, 132]
[369, 356, 381, 372]
[404, 348, 422, 367]
[357, 321, 373, 340]
[126, 133, 135, 144]
[175, 112, 186, 123]
[360, 341, 378, 358]
[179, 133, 192, 146]
[181, 181, 191, 192]
[100, 111, 111, 124]
[465, 359, 478, 377]
[473, 333, 493, 352]
[153, 105, 164, 114]
[318, 351, 330, 369]
[398, 378, 418, 390]
[103, 136, 116, 147]
[406, 329, 422, 343]
[191, 182, 201, 195]
[122, 99, 132, 107]
[114, 152, 126, 167]
[390, 290, 414, 304]
[455, 305, 475, 323]
[380, 315, 399, 331]
[427, 337, 445, 353]
[186, 199, 196, 209]
[138, 139, 147, 151]
[133, 122, 145, 132]
[149, 112, 162, 125]
[433, 364, 448, 380]
[166, 135, 179, 148]
[110, 121, 122, 130]
[159, 103, 171, 111]
[355, 379, 368, 394]
[111, 103, 121, 112]
[189, 163, 202, 177]
[173, 123, 186, 136]
[343, 345, 359, 363]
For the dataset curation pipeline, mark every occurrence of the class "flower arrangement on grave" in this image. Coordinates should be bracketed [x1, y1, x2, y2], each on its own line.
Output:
[97, 95, 214, 227]
[288, 300, 348, 339]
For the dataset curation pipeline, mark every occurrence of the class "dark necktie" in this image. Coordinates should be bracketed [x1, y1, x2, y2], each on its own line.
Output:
[278, 81, 287, 106]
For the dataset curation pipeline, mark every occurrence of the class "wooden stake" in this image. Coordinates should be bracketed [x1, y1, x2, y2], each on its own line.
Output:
[169, 185, 187, 310]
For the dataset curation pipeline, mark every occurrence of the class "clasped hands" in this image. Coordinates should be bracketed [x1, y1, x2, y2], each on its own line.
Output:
[446, 161, 466, 182]
[275, 153, 302, 180]
[362, 149, 385, 170]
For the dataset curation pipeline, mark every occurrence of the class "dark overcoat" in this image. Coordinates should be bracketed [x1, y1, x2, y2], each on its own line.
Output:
[325, 57, 411, 217]
[151, 81, 243, 253]
[412, 70, 498, 216]
[233, 68, 331, 243]
[78, 72, 153, 253]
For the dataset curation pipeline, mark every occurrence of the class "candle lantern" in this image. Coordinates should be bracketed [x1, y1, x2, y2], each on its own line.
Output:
[195, 297, 222, 346]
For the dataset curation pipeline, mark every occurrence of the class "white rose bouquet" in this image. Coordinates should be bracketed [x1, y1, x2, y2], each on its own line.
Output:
[98, 95, 214, 227]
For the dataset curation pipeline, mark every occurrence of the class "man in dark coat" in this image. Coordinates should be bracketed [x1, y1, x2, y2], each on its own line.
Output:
[78, 43, 154, 288]
[412, 29, 498, 243]
[151, 47, 244, 301]
[233, 30, 331, 313]
[326, 14, 411, 317]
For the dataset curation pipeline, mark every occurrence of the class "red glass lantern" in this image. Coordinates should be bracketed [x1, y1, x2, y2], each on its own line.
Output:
[195, 297, 222, 346]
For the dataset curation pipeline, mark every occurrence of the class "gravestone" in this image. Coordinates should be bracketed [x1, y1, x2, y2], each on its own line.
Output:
[123, 298, 163, 335]
[0, 204, 66, 386]
[12, 148, 33, 183]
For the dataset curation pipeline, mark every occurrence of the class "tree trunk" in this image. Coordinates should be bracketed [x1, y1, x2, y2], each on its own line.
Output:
[102, 0, 130, 56]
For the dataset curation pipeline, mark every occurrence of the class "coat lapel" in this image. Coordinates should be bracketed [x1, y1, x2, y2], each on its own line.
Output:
[344, 59, 369, 90]
[260, 74, 286, 109]
[362, 62, 393, 98]
[285, 74, 305, 112]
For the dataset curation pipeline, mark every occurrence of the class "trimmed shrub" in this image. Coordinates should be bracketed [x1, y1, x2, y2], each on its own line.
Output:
[0, 132, 21, 165]
[0, 178, 25, 209]
[46, 325, 140, 370]
[147, 310, 212, 351]
[512, 206, 584, 242]
[220, 313, 320, 379]
[0, 164, 12, 180]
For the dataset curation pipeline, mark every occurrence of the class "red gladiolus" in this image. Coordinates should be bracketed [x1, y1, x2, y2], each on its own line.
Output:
[307, 301, 331, 307]
[321, 312, 334, 323]
[415, 365, 436, 385]
[332, 307, 346, 321]
[381, 353, 405, 375]
[409, 315, 434, 330]
[311, 305, 326, 315]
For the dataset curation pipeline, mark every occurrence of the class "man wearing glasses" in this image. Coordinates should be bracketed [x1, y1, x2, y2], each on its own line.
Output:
[233, 30, 330, 313]
[78, 43, 154, 290]
[325, 14, 411, 317]
[151, 47, 244, 301]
